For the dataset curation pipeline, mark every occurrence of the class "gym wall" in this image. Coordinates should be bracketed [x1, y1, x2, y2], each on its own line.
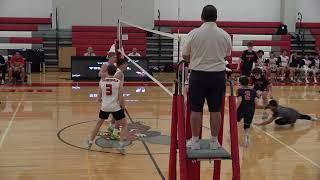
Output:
[0, 0, 52, 18]
[297, 0, 320, 22]
[52, 0, 154, 29]
[154, 0, 281, 22]
[0, 0, 318, 26]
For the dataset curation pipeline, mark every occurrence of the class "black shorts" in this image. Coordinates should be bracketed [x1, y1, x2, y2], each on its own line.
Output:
[189, 70, 226, 112]
[274, 117, 296, 125]
[99, 109, 126, 120]
[237, 110, 254, 129]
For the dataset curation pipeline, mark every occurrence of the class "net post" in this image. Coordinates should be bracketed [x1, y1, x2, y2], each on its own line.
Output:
[213, 94, 226, 180]
[116, 19, 122, 61]
[228, 80, 240, 180]
[175, 61, 188, 180]
[186, 92, 200, 180]
[168, 92, 178, 180]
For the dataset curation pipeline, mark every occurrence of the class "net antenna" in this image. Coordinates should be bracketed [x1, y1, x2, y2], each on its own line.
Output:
[177, 0, 185, 89]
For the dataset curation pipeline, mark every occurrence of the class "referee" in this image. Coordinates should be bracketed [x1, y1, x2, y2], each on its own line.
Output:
[182, 5, 232, 150]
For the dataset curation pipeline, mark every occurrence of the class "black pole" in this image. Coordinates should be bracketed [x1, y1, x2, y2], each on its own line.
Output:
[297, 12, 304, 56]
[55, 8, 59, 61]
[157, 9, 161, 69]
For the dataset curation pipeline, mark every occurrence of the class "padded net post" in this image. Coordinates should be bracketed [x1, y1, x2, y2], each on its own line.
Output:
[177, 95, 188, 180]
[228, 81, 240, 180]
[168, 95, 178, 180]
[186, 92, 200, 180]
[213, 96, 226, 180]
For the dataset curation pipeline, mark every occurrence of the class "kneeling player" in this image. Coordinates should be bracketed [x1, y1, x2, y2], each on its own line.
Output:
[237, 76, 263, 147]
[250, 68, 272, 119]
[86, 64, 128, 154]
[254, 100, 313, 127]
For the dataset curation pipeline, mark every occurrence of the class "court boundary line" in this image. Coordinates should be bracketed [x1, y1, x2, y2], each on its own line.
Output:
[221, 104, 320, 168]
[56, 120, 169, 155]
[253, 126, 320, 169]
[0, 93, 24, 148]
[125, 109, 165, 180]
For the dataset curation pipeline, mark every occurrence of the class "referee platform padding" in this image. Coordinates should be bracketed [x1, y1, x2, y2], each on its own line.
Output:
[187, 140, 231, 160]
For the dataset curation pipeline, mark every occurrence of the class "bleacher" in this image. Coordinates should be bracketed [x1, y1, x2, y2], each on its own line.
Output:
[155, 20, 291, 70]
[72, 26, 147, 56]
[0, 17, 51, 53]
[295, 22, 320, 55]
[299, 23, 320, 48]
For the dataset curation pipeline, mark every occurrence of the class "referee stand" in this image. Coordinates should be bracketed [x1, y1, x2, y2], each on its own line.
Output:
[168, 61, 240, 180]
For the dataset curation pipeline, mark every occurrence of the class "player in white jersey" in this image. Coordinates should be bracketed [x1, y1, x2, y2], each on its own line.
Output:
[299, 55, 313, 84]
[276, 50, 294, 81]
[86, 63, 128, 154]
[314, 54, 320, 83]
[309, 54, 319, 83]
[99, 52, 117, 79]
[255, 50, 265, 71]
[114, 58, 128, 82]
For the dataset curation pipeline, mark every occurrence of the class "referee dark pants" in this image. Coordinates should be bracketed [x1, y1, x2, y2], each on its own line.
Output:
[188, 70, 226, 138]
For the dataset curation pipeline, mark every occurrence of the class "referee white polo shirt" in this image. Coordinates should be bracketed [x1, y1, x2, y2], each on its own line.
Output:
[182, 22, 232, 72]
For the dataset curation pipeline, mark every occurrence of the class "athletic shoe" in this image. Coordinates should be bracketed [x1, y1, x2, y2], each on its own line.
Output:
[297, 79, 302, 83]
[110, 129, 120, 140]
[85, 139, 93, 149]
[314, 79, 318, 84]
[186, 139, 200, 150]
[107, 126, 114, 134]
[209, 139, 221, 150]
[117, 143, 126, 155]
[261, 112, 269, 120]
[244, 135, 250, 147]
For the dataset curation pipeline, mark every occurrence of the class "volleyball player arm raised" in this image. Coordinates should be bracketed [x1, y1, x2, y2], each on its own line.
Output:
[98, 64, 108, 78]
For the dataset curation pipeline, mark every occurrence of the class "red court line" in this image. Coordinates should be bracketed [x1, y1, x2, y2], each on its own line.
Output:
[0, 89, 53, 92]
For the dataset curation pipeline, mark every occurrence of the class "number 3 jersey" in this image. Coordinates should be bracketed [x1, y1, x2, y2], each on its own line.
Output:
[100, 77, 121, 112]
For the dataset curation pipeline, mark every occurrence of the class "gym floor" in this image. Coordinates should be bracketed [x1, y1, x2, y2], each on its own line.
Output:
[0, 72, 319, 180]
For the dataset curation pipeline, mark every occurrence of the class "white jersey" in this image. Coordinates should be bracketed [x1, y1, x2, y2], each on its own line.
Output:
[279, 55, 289, 67]
[100, 77, 121, 112]
[255, 57, 265, 69]
[115, 68, 124, 82]
[302, 59, 311, 69]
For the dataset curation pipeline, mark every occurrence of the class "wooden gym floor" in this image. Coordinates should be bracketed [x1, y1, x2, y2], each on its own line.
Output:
[0, 72, 319, 180]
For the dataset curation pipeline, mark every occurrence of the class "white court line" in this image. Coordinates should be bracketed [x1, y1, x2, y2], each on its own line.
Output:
[224, 105, 320, 168]
[5, 99, 170, 103]
[254, 127, 320, 169]
[0, 94, 24, 148]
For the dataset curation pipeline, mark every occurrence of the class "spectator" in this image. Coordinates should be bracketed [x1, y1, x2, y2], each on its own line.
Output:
[128, 48, 141, 57]
[84, 47, 96, 56]
[182, 5, 232, 150]
[0, 52, 6, 85]
[8, 52, 25, 82]
[277, 50, 294, 82]
[255, 50, 265, 71]
[289, 51, 299, 81]
[238, 41, 258, 76]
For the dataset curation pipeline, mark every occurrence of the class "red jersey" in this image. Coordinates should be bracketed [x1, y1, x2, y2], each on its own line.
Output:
[10, 55, 25, 66]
